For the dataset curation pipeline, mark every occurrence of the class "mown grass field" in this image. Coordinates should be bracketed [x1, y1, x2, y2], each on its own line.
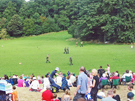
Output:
[0, 31, 135, 77]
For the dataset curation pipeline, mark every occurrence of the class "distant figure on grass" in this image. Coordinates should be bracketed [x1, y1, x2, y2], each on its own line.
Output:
[76, 42, 78, 47]
[46, 54, 50, 63]
[69, 56, 73, 65]
[80, 41, 83, 47]
[64, 47, 66, 54]
[66, 47, 69, 54]
[11, 86, 19, 101]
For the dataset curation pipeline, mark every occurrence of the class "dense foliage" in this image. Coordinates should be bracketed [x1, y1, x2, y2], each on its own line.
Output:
[0, 0, 135, 43]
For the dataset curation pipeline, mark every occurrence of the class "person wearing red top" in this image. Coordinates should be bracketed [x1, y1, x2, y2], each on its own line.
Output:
[109, 73, 121, 88]
[42, 85, 53, 101]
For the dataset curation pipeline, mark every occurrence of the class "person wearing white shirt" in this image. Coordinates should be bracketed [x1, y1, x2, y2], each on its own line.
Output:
[30, 77, 39, 91]
[97, 89, 106, 99]
[43, 75, 50, 90]
[66, 76, 73, 87]
[69, 73, 76, 84]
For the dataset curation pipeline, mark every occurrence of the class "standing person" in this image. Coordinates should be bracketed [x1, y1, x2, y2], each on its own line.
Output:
[46, 54, 50, 63]
[11, 86, 19, 101]
[66, 47, 69, 54]
[76, 42, 78, 47]
[69, 56, 73, 65]
[101, 90, 116, 101]
[98, 66, 104, 78]
[64, 47, 66, 54]
[105, 64, 110, 75]
[73, 66, 88, 101]
[49, 67, 61, 91]
[90, 69, 99, 101]
[80, 41, 83, 47]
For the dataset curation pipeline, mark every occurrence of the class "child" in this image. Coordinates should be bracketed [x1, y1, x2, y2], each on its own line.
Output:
[97, 89, 106, 99]
[51, 93, 59, 101]
[11, 86, 19, 101]
[61, 89, 72, 101]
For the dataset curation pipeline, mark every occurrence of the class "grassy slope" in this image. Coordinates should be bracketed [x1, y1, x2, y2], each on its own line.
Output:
[0, 31, 135, 77]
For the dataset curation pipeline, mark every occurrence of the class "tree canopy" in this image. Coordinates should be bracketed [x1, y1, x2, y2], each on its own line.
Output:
[0, 0, 135, 43]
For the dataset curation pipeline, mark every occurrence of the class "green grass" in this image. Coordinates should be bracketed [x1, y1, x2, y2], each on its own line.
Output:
[0, 31, 135, 77]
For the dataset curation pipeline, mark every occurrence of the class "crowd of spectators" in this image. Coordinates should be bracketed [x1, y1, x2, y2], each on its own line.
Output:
[0, 64, 135, 101]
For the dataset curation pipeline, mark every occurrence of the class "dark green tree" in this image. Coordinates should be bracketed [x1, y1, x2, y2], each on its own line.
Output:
[3, 1, 17, 21]
[0, 18, 7, 31]
[23, 18, 35, 36]
[7, 14, 23, 36]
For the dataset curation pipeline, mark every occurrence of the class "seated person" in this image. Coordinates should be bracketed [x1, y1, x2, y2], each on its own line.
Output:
[61, 89, 72, 101]
[112, 89, 120, 101]
[24, 78, 29, 87]
[30, 77, 39, 91]
[127, 84, 135, 100]
[43, 75, 50, 90]
[115, 71, 120, 77]
[127, 92, 134, 101]
[69, 73, 76, 84]
[17, 76, 24, 87]
[42, 85, 53, 101]
[99, 73, 108, 82]
[101, 90, 116, 101]
[66, 76, 73, 87]
[51, 93, 59, 101]
[40, 76, 44, 84]
[97, 89, 106, 99]
[123, 70, 133, 81]
[109, 73, 121, 88]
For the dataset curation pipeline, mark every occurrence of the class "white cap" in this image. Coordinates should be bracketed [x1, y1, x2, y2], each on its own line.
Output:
[55, 67, 59, 71]
[103, 73, 106, 77]
[46, 85, 51, 89]
[33, 77, 36, 80]
[115, 73, 118, 76]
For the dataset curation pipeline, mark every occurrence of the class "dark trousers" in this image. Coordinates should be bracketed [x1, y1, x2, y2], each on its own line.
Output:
[73, 93, 85, 101]
[49, 77, 61, 90]
[70, 61, 73, 65]
[46, 60, 50, 63]
[91, 92, 98, 101]
[80, 44, 83, 47]
[111, 82, 116, 88]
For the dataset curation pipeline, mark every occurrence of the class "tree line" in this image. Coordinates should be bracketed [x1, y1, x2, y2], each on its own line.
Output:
[0, 0, 135, 43]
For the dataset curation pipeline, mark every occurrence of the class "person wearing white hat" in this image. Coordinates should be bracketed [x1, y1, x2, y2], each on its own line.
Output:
[30, 77, 39, 92]
[49, 67, 61, 91]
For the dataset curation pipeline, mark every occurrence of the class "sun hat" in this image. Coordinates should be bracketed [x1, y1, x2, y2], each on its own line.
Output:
[127, 92, 134, 99]
[55, 67, 59, 71]
[33, 77, 36, 80]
